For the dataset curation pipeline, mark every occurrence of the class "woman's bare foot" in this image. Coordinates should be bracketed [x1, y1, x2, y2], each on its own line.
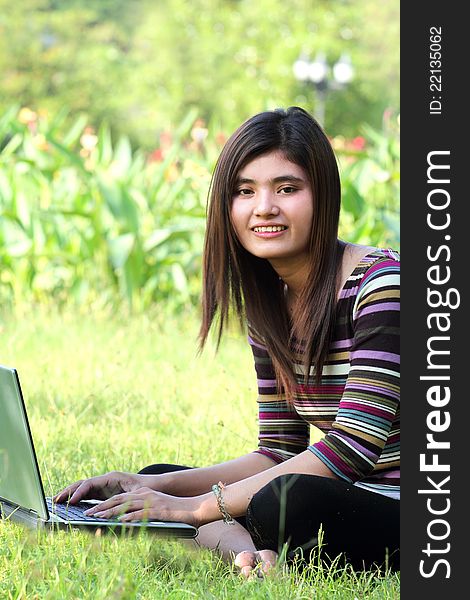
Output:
[234, 549, 278, 578]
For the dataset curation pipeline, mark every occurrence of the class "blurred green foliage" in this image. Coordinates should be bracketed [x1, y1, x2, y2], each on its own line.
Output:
[337, 114, 400, 247]
[0, 106, 399, 310]
[0, 0, 399, 148]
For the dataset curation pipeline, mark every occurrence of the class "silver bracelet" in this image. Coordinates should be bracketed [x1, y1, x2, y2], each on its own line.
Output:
[211, 481, 235, 525]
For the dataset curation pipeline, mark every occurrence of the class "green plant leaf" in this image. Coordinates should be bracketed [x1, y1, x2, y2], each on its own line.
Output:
[45, 135, 88, 173]
[97, 123, 113, 166]
[143, 229, 172, 251]
[62, 114, 89, 147]
[108, 233, 135, 269]
[1, 133, 23, 156]
[341, 180, 365, 216]
[171, 263, 188, 295]
[113, 136, 133, 173]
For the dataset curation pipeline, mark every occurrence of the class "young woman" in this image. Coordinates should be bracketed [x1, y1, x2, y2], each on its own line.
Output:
[55, 107, 400, 576]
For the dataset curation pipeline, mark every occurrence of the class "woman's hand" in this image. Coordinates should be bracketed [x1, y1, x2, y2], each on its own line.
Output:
[82, 487, 201, 526]
[53, 471, 145, 504]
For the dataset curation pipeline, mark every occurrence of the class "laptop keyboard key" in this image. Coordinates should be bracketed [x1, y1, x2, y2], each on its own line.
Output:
[46, 498, 120, 522]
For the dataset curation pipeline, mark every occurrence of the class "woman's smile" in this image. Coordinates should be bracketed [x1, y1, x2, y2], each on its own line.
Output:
[251, 223, 289, 237]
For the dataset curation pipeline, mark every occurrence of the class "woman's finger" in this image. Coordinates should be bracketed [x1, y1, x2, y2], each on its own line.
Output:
[91, 502, 133, 519]
[69, 479, 104, 504]
[84, 492, 133, 515]
[86, 488, 155, 515]
[91, 495, 156, 519]
[118, 509, 149, 522]
[133, 486, 154, 494]
[53, 481, 84, 503]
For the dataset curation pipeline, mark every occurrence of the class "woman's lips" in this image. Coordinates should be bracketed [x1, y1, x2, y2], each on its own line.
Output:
[251, 225, 288, 238]
[251, 228, 288, 238]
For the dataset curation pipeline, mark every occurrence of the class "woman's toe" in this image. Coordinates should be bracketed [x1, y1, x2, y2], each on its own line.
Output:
[234, 550, 256, 569]
[234, 549, 278, 578]
[256, 549, 278, 573]
[240, 565, 254, 578]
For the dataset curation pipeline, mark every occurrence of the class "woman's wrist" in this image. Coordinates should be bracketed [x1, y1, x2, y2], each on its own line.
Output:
[138, 472, 173, 493]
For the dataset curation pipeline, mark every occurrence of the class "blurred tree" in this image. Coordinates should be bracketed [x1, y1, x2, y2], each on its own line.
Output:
[0, 0, 399, 148]
[0, 1, 141, 124]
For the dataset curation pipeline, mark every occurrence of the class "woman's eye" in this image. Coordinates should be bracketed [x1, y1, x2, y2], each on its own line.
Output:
[237, 188, 253, 196]
[279, 186, 297, 194]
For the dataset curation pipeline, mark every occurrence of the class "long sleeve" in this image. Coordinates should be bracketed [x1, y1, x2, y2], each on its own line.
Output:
[308, 256, 400, 485]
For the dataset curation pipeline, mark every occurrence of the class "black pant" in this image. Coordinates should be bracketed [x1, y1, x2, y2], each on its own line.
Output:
[138, 463, 400, 571]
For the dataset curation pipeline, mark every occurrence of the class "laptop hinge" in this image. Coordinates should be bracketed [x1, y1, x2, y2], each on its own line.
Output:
[0, 497, 44, 521]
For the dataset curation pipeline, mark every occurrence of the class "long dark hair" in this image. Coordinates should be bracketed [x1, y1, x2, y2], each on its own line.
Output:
[199, 107, 343, 394]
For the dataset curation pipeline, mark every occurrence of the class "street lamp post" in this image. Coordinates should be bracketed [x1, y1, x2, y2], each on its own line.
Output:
[293, 53, 354, 125]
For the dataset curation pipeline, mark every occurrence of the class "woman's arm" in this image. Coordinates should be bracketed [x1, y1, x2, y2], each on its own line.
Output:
[83, 448, 335, 525]
[54, 452, 277, 504]
[142, 452, 277, 496]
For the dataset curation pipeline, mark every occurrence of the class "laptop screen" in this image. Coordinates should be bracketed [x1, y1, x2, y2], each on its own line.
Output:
[0, 365, 49, 521]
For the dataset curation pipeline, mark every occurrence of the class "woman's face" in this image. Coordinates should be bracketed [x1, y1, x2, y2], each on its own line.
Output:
[230, 150, 314, 270]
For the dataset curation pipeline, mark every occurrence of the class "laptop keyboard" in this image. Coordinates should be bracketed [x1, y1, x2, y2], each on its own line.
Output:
[46, 498, 119, 522]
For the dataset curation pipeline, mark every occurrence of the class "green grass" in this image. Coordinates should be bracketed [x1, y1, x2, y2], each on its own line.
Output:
[0, 305, 400, 599]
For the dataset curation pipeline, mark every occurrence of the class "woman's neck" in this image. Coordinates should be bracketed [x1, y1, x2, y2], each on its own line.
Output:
[269, 255, 310, 299]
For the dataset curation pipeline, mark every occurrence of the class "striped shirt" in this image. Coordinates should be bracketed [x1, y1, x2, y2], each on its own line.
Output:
[249, 249, 400, 500]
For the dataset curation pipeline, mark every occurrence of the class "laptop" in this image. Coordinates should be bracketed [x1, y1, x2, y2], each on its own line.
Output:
[0, 365, 197, 538]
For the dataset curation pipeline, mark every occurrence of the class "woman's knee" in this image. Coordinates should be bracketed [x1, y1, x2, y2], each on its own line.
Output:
[249, 473, 325, 516]
[246, 474, 317, 551]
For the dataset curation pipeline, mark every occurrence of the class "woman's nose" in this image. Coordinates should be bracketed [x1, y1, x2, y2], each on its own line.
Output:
[254, 191, 280, 216]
